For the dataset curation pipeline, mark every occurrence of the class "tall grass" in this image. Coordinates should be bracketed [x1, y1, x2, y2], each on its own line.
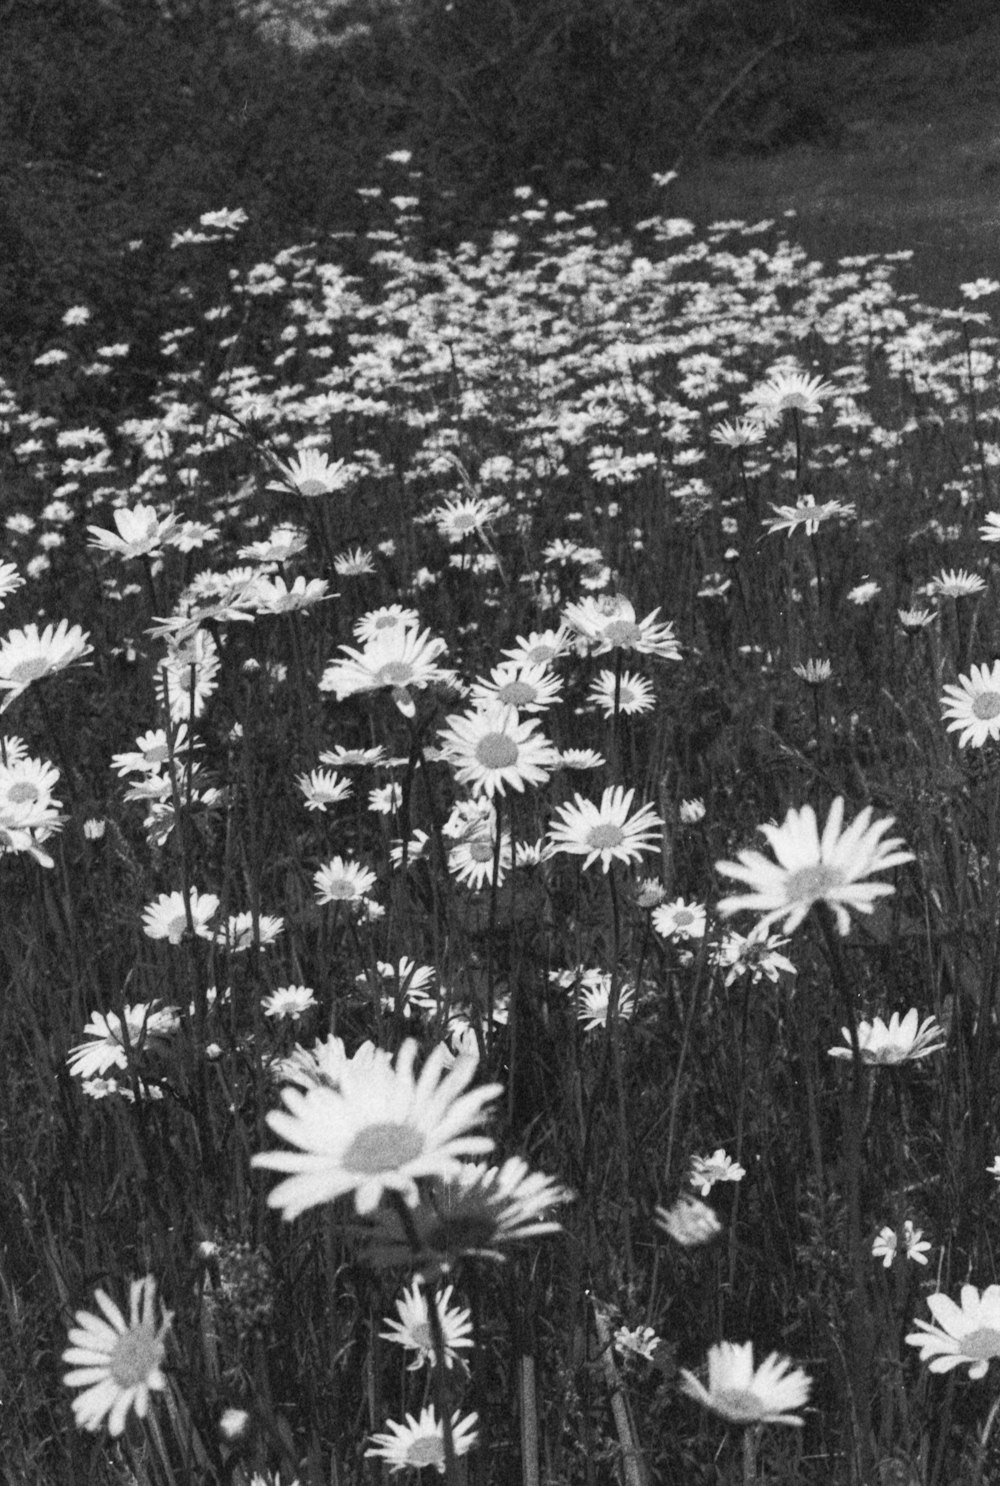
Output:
[4, 166, 1000, 1485]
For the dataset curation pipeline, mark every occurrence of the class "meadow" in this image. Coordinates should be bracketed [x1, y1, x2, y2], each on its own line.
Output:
[5, 156, 1000, 1486]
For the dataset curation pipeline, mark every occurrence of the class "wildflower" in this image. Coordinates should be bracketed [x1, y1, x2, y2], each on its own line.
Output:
[547, 786, 663, 873]
[872, 1221, 931, 1268]
[588, 668, 655, 718]
[652, 897, 707, 941]
[711, 417, 765, 448]
[142, 888, 219, 944]
[438, 703, 558, 797]
[614, 1325, 661, 1361]
[267, 448, 347, 497]
[275, 1035, 389, 1092]
[252, 1040, 502, 1219]
[313, 856, 377, 904]
[319, 744, 387, 768]
[557, 748, 606, 770]
[828, 1009, 945, 1065]
[716, 797, 914, 936]
[764, 495, 855, 538]
[655, 1195, 722, 1247]
[369, 782, 402, 815]
[501, 628, 571, 666]
[961, 278, 1000, 300]
[87, 505, 181, 560]
[333, 547, 375, 577]
[690, 1149, 745, 1197]
[67, 1003, 180, 1079]
[432, 496, 502, 543]
[449, 832, 512, 890]
[679, 798, 706, 824]
[255, 576, 333, 614]
[83, 818, 106, 840]
[63, 305, 91, 326]
[679, 1341, 812, 1426]
[238, 524, 308, 563]
[320, 626, 449, 718]
[111, 726, 200, 777]
[469, 661, 563, 714]
[297, 769, 352, 810]
[0, 562, 25, 607]
[980, 513, 1000, 542]
[0, 620, 93, 709]
[158, 631, 220, 722]
[898, 607, 935, 631]
[747, 369, 835, 422]
[366, 1405, 479, 1474]
[62, 1276, 172, 1436]
[941, 662, 1000, 747]
[713, 926, 796, 986]
[575, 976, 636, 1031]
[262, 985, 318, 1021]
[847, 580, 881, 605]
[906, 1284, 1000, 1378]
[354, 605, 421, 642]
[563, 596, 681, 660]
[932, 568, 986, 599]
[380, 1279, 474, 1370]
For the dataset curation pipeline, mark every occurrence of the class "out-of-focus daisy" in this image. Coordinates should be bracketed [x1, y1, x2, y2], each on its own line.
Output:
[711, 417, 765, 448]
[319, 744, 387, 768]
[906, 1284, 1000, 1378]
[354, 605, 421, 642]
[469, 661, 563, 714]
[828, 1009, 945, 1065]
[62, 1276, 172, 1436]
[961, 278, 1000, 300]
[713, 926, 796, 986]
[438, 702, 558, 797]
[941, 662, 1000, 748]
[574, 975, 636, 1031]
[359, 959, 437, 1015]
[267, 448, 347, 497]
[0, 561, 26, 608]
[366, 1405, 479, 1474]
[747, 369, 835, 422]
[369, 782, 402, 815]
[690, 1149, 745, 1196]
[652, 897, 707, 941]
[275, 1035, 389, 1091]
[872, 1220, 931, 1268]
[547, 786, 662, 873]
[557, 748, 606, 770]
[238, 523, 308, 563]
[716, 797, 913, 936]
[262, 985, 318, 1021]
[314, 856, 377, 905]
[847, 580, 880, 605]
[297, 769, 352, 810]
[67, 1003, 180, 1079]
[614, 1325, 661, 1362]
[142, 888, 219, 945]
[794, 659, 832, 685]
[655, 1194, 722, 1247]
[980, 513, 1000, 542]
[898, 606, 935, 631]
[988, 1157, 1000, 1181]
[0, 620, 93, 709]
[87, 505, 181, 560]
[679, 1341, 812, 1426]
[333, 546, 375, 577]
[215, 911, 285, 953]
[501, 628, 571, 667]
[764, 495, 855, 538]
[588, 668, 655, 718]
[380, 1279, 473, 1370]
[932, 568, 986, 599]
[320, 626, 449, 718]
[563, 596, 681, 660]
[679, 798, 706, 824]
[252, 1040, 502, 1219]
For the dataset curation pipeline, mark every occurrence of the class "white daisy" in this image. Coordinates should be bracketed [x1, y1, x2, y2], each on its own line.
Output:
[655, 1194, 722, 1247]
[262, 985, 318, 1020]
[380, 1279, 474, 1370]
[320, 626, 449, 717]
[827, 1009, 945, 1065]
[547, 786, 662, 873]
[563, 596, 681, 660]
[62, 1276, 172, 1436]
[469, 661, 563, 714]
[67, 1003, 179, 1079]
[297, 769, 352, 810]
[679, 1341, 812, 1426]
[142, 888, 219, 944]
[0, 620, 93, 709]
[872, 1220, 931, 1268]
[941, 662, 1000, 747]
[87, 505, 181, 560]
[366, 1405, 479, 1474]
[690, 1148, 745, 1196]
[652, 897, 707, 941]
[437, 702, 558, 797]
[587, 668, 656, 718]
[906, 1284, 1000, 1378]
[313, 856, 377, 904]
[267, 448, 347, 497]
[932, 568, 986, 599]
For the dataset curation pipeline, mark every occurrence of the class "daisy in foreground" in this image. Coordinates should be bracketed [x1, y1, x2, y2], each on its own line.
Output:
[547, 786, 663, 873]
[828, 1009, 945, 1065]
[715, 796, 914, 936]
[680, 1341, 812, 1426]
[62, 1276, 172, 1436]
[906, 1284, 1000, 1378]
[252, 1040, 502, 1218]
[941, 662, 1000, 748]
[366, 1405, 479, 1474]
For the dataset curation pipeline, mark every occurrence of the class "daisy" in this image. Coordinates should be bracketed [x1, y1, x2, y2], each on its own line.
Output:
[0, 754, 61, 821]
[713, 926, 796, 986]
[380, 1279, 474, 1370]
[557, 748, 606, 770]
[67, 1003, 180, 1079]
[690, 1149, 745, 1196]
[87, 505, 181, 560]
[111, 725, 200, 777]
[906, 1284, 1000, 1378]
[141, 888, 220, 945]
[333, 546, 375, 577]
[313, 856, 377, 904]
[359, 959, 437, 1014]
[828, 1009, 945, 1065]
[0, 561, 25, 607]
[980, 513, 1000, 542]
[438, 702, 558, 797]
[715, 797, 914, 936]
[369, 782, 402, 815]
[711, 417, 765, 448]
[319, 626, 449, 718]
[847, 580, 881, 605]
[366, 1405, 479, 1474]
[679, 1341, 812, 1426]
[563, 596, 681, 660]
[655, 1195, 722, 1247]
[319, 744, 387, 768]
[449, 832, 512, 890]
[872, 1220, 931, 1268]
[252, 1040, 503, 1218]
[501, 628, 571, 667]
[547, 786, 663, 873]
[793, 659, 832, 685]
[764, 495, 855, 538]
[353, 605, 421, 643]
[214, 912, 285, 953]
[588, 668, 656, 718]
[62, 1276, 172, 1436]
[898, 607, 935, 630]
[275, 1035, 390, 1091]
[157, 631, 220, 722]
[932, 568, 986, 599]
[262, 985, 318, 1021]
[575, 976, 636, 1030]
[431, 495, 502, 543]
[297, 769, 352, 810]
[747, 369, 836, 422]
[614, 1325, 662, 1362]
[267, 448, 347, 497]
[469, 661, 563, 714]
[941, 662, 1000, 748]
[652, 897, 707, 941]
[238, 524, 308, 563]
[679, 798, 706, 824]
[0, 620, 93, 708]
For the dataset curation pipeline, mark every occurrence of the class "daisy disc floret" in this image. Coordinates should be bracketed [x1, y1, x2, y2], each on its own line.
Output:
[941, 662, 1000, 748]
[679, 1341, 812, 1426]
[547, 786, 663, 873]
[828, 1009, 945, 1065]
[62, 1276, 172, 1436]
[906, 1284, 1000, 1378]
[252, 1040, 502, 1218]
[715, 797, 914, 936]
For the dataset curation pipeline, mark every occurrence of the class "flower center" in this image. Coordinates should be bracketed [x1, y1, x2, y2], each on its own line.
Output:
[784, 862, 845, 904]
[375, 661, 414, 687]
[8, 657, 52, 684]
[409, 1320, 434, 1351]
[468, 838, 495, 862]
[972, 692, 1000, 720]
[405, 1437, 446, 1469]
[587, 823, 625, 851]
[343, 1120, 425, 1173]
[713, 1387, 765, 1423]
[674, 909, 693, 926]
[960, 1327, 1000, 1361]
[168, 913, 188, 940]
[526, 645, 555, 664]
[297, 478, 328, 497]
[374, 614, 400, 630]
[496, 680, 535, 706]
[6, 781, 39, 804]
[602, 620, 642, 647]
[109, 1328, 162, 1390]
[145, 744, 170, 765]
[449, 513, 478, 533]
[475, 733, 519, 769]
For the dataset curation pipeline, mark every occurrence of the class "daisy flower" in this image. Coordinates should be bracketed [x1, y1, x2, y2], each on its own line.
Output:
[906, 1284, 1000, 1378]
[715, 797, 914, 936]
[898, 607, 935, 630]
[711, 417, 765, 448]
[438, 702, 559, 797]
[431, 496, 502, 543]
[0, 561, 26, 607]
[575, 975, 636, 1031]
[679, 1341, 812, 1426]
[872, 1220, 931, 1268]
[111, 726, 200, 777]
[313, 856, 377, 904]
[353, 605, 421, 643]
[262, 985, 318, 1020]
[501, 628, 571, 667]
[655, 1194, 722, 1247]
[255, 576, 333, 614]
[238, 524, 308, 563]
[690, 1149, 745, 1196]
[142, 888, 219, 945]
[588, 668, 655, 718]
[847, 580, 881, 605]
[333, 546, 375, 577]
[614, 1325, 662, 1362]
[793, 659, 832, 685]
[275, 1035, 389, 1091]
[319, 626, 449, 718]
[652, 897, 707, 941]
[713, 926, 796, 986]
[828, 1009, 945, 1065]
[267, 448, 347, 497]
[0, 620, 93, 709]
[319, 744, 387, 768]
[66, 1003, 180, 1079]
[764, 495, 855, 538]
[980, 513, 1000, 542]
[157, 630, 220, 722]
[297, 769, 352, 810]
[87, 505, 181, 559]
[62, 1276, 172, 1436]
[469, 661, 563, 714]
[380, 1279, 474, 1370]
[214, 911, 285, 953]
[563, 596, 681, 661]
[679, 798, 706, 824]
[547, 786, 663, 873]
[366, 1405, 479, 1474]
[557, 748, 606, 770]
[941, 662, 1000, 748]
[252, 1040, 502, 1218]
[449, 832, 512, 890]
[932, 568, 986, 599]
[747, 369, 835, 422]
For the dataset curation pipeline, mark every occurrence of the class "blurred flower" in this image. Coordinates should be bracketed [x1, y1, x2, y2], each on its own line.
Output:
[313, 856, 377, 905]
[980, 512, 1000, 542]
[547, 786, 662, 873]
[614, 1325, 661, 1361]
[794, 659, 832, 685]
[711, 417, 765, 448]
[872, 1220, 931, 1268]
[380, 1279, 473, 1370]
[333, 547, 375, 577]
[690, 1149, 745, 1196]
[765, 495, 855, 538]
[898, 607, 935, 630]
[679, 798, 706, 824]
[941, 662, 1000, 748]
[366, 1405, 479, 1474]
[906, 1284, 1000, 1378]
[679, 1341, 811, 1426]
[87, 505, 181, 560]
[828, 1009, 945, 1065]
[62, 1276, 172, 1436]
[655, 1194, 722, 1247]
[847, 580, 880, 605]
[988, 1157, 1000, 1181]
[0, 562, 25, 608]
[575, 975, 636, 1031]
[262, 985, 318, 1021]
[215, 912, 284, 953]
[267, 448, 347, 497]
[961, 278, 1000, 300]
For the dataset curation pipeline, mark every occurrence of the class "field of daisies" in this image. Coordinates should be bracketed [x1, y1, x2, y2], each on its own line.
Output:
[8, 160, 1000, 1485]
